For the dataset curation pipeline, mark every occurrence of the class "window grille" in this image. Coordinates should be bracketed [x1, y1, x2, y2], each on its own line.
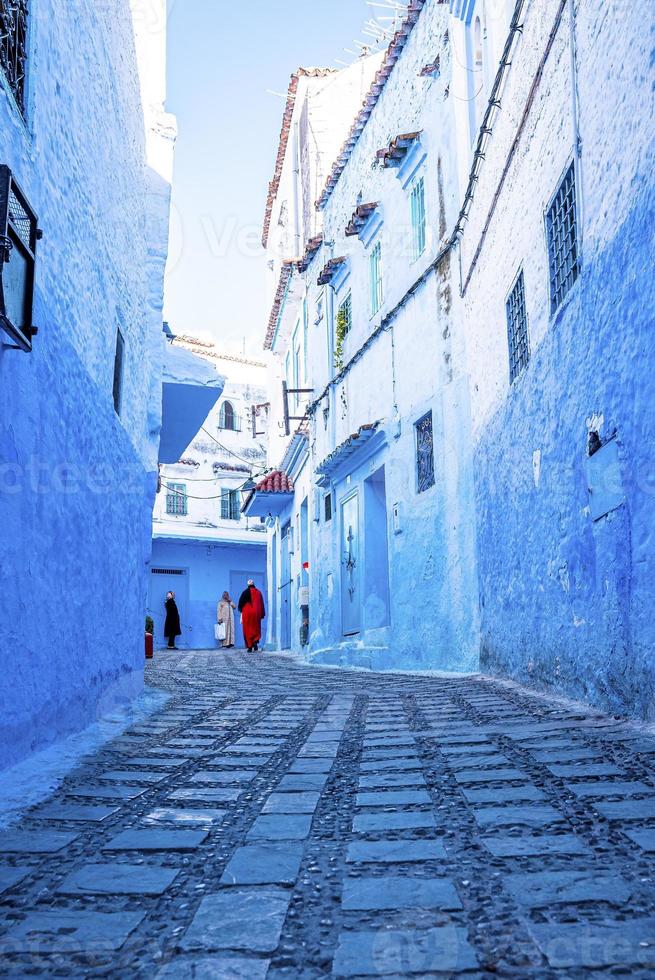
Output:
[415, 412, 435, 493]
[546, 163, 579, 313]
[324, 492, 333, 523]
[166, 483, 187, 516]
[337, 292, 352, 337]
[506, 270, 530, 383]
[369, 240, 383, 315]
[218, 400, 237, 431]
[151, 568, 186, 576]
[0, 165, 39, 351]
[112, 328, 125, 414]
[221, 488, 241, 521]
[410, 177, 426, 259]
[0, 0, 29, 114]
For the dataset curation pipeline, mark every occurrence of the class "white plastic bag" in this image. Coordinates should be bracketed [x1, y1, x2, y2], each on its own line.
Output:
[215, 622, 226, 641]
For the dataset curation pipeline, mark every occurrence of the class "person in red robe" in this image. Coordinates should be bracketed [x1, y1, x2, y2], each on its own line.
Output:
[238, 579, 266, 652]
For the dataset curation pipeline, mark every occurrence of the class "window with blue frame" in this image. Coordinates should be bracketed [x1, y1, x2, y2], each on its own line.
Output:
[221, 488, 240, 521]
[415, 412, 435, 493]
[546, 162, 579, 313]
[302, 299, 309, 382]
[410, 176, 426, 259]
[166, 483, 188, 516]
[369, 240, 383, 315]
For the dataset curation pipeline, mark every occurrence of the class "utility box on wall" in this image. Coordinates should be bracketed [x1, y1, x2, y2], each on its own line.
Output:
[586, 439, 625, 522]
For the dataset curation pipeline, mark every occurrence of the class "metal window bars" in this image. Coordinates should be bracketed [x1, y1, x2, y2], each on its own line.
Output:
[0, 0, 29, 114]
[415, 411, 435, 493]
[338, 292, 352, 336]
[546, 162, 579, 313]
[506, 269, 530, 383]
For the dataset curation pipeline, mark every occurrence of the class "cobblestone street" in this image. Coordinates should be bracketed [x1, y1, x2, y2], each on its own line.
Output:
[1, 652, 655, 978]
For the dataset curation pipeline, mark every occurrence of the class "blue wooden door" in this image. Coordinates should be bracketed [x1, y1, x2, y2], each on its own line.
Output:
[280, 522, 292, 649]
[341, 493, 360, 636]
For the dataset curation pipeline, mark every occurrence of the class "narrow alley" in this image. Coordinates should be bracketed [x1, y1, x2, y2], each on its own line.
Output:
[0, 654, 654, 977]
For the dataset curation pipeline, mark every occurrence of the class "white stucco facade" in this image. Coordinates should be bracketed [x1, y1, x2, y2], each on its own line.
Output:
[252, 0, 655, 717]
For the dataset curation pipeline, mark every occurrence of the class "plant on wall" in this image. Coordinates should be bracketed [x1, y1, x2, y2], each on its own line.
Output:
[334, 304, 349, 372]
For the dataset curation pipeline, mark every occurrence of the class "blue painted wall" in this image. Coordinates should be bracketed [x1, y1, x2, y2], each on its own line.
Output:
[149, 539, 267, 650]
[0, 0, 165, 769]
[475, 182, 655, 718]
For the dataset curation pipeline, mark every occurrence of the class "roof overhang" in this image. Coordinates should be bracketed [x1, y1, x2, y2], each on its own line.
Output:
[153, 530, 267, 549]
[316, 421, 386, 484]
[242, 490, 295, 519]
[281, 431, 310, 482]
[317, 256, 349, 288]
[159, 342, 225, 464]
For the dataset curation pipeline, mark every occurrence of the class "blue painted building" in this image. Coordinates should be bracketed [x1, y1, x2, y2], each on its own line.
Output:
[253, 0, 655, 718]
[451, 0, 655, 718]
[151, 335, 268, 650]
[0, 0, 204, 770]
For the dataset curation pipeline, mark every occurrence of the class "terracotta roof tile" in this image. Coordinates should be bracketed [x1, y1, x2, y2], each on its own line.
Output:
[345, 202, 380, 237]
[255, 470, 294, 493]
[376, 131, 422, 167]
[317, 255, 348, 286]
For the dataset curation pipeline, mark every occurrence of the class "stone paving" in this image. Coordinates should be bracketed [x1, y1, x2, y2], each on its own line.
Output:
[1, 651, 655, 978]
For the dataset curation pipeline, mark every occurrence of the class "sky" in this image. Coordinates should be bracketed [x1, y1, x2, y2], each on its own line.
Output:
[163, 0, 399, 355]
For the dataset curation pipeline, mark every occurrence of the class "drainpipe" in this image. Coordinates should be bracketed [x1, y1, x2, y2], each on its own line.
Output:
[568, 0, 584, 249]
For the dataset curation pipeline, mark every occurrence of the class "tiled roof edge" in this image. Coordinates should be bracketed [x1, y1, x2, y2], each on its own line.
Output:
[262, 68, 337, 249]
[264, 261, 295, 351]
[316, 0, 427, 212]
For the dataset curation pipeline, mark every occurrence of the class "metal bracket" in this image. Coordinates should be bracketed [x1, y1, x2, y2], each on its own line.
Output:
[282, 380, 314, 436]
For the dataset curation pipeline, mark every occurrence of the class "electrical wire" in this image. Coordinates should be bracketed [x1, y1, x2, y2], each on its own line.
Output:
[161, 475, 267, 502]
[199, 426, 267, 468]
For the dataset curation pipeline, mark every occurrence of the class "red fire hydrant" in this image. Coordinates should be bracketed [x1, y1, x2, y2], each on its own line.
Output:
[145, 632, 154, 659]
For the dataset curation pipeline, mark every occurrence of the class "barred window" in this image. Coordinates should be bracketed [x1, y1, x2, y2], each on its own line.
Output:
[324, 492, 333, 522]
[546, 163, 579, 313]
[221, 488, 240, 521]
[369, 240, 383, 315]
[0, 0, 29, 115]
[410, 176, 426, 259]
[337, 292, 352, 337]
[415, 412, 435, 493]
[506, 270, 530, 383]
[166, 483, 187, 516]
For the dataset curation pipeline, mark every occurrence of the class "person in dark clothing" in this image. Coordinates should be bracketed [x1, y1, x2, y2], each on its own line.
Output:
[238, 579, 266, 652]
[164, 591, 181, 649]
